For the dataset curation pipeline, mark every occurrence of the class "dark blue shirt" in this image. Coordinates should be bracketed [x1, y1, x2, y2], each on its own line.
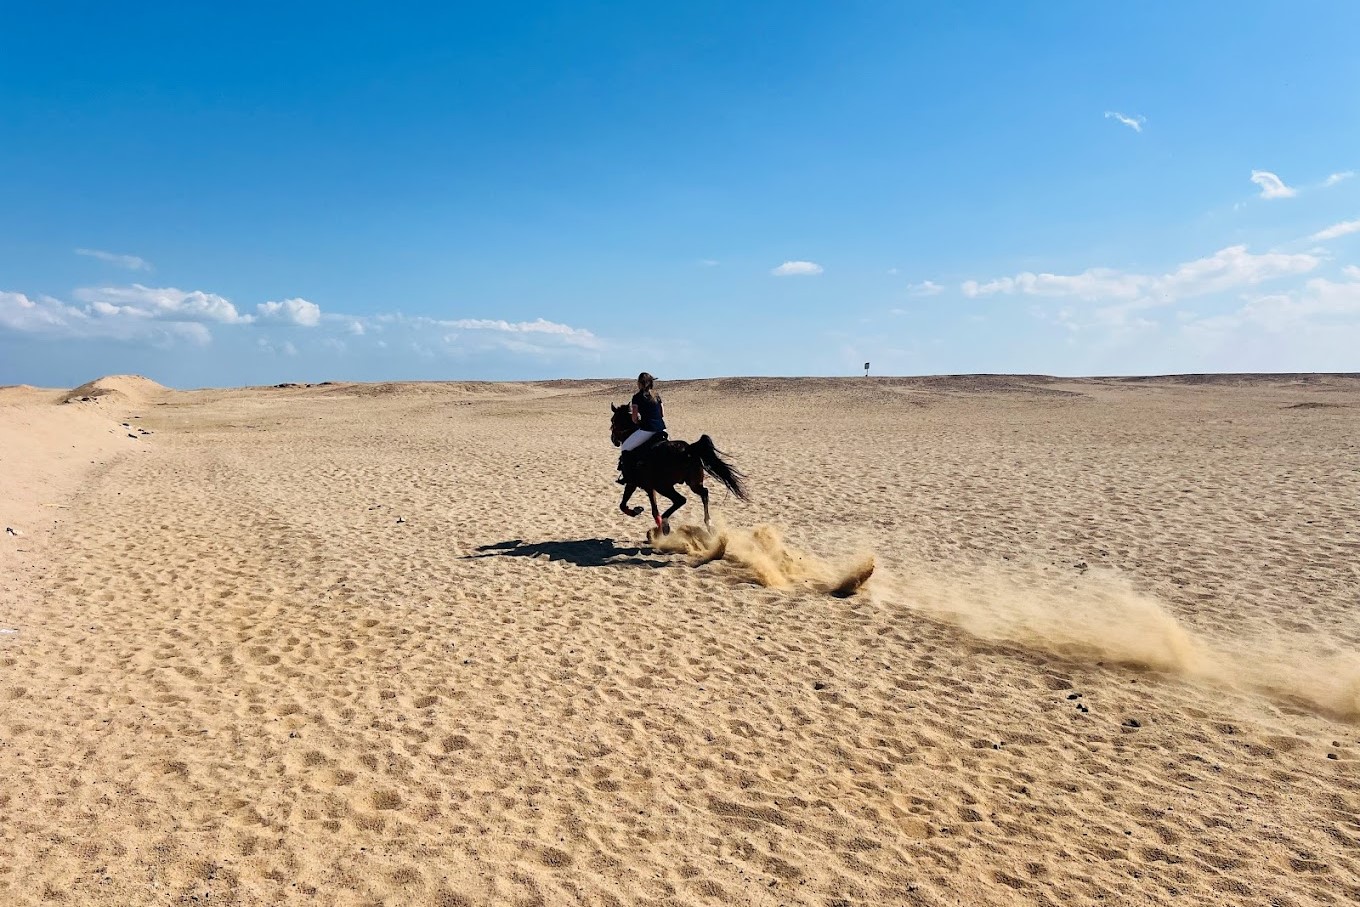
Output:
[632, 391, 666, 432]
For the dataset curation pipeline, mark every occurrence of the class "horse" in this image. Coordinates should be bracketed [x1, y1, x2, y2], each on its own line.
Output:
[610, 403, 748, 532]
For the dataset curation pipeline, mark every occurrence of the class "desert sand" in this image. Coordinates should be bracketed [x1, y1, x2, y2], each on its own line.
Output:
[1, 373, 1358, 906]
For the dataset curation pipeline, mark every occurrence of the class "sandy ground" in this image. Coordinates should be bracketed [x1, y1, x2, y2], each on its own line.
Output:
[1, 373, 1358, 906]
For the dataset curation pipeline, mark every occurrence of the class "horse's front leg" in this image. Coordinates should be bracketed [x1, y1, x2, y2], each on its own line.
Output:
[619, 483, 643, 517]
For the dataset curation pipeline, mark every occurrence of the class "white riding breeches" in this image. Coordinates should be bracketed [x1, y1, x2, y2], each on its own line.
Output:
[620, 429, 658, 453]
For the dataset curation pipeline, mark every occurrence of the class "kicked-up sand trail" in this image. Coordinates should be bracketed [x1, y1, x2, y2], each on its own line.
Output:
[1, 374, 1358, 906]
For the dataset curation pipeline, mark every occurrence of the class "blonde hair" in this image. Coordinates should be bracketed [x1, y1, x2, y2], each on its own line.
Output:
[637, 371, 657, 402]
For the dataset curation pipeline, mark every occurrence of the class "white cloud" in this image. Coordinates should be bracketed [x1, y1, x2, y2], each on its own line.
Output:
[1104, 111, 1145, 133]
[75, 248, 152, 271]
[256, 297, 322, 326]
[771, 260, 824, 277]
[75, 284, 252, 324]
[962, 245, 1320, 305]
[886, 267, 899, 275]
[908, 280, 944, 297]
[1310, 219, 1360, 241]
[0, 291, 90, 333]
[1, 289, 212, 345]
[1250, 170, 1296, 199]
[698, 259, 720, 268]
[1324, 171, 1355, 187]
[1155, 245, 1319, 298]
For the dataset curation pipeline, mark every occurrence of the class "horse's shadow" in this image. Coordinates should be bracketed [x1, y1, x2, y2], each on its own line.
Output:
[466, 538, 669, 569]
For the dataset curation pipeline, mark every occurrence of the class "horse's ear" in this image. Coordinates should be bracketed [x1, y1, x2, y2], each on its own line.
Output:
[610, 403, 619, 412]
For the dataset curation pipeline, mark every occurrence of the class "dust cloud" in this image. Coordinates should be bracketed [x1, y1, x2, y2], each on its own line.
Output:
[869, 562, 1360, 721]
[649, 520, 875, 598]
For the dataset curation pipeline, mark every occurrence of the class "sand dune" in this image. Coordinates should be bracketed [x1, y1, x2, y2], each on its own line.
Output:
[61, 374, 168, 406]
[0, 374, 1357, 906]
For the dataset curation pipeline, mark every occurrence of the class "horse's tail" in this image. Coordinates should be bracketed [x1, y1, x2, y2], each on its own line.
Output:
[692, 435, 748, 501]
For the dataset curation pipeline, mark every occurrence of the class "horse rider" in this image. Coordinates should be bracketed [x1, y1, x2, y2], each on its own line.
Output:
[617, 371, 666, 483]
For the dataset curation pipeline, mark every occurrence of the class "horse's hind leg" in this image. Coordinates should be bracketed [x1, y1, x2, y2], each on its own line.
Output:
[686, 472, 710, 524]
[658, 485, 686, 530]
[646, 488, 662, 530]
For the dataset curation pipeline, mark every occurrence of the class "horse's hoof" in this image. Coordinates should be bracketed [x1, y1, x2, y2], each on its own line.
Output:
[660, 520, 671, 535]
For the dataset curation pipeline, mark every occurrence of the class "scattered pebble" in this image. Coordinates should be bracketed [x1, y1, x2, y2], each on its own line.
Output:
[396, 517, 406, 524]
[1123, 718, 1142, 729]
[813, 682, 827, 691]
[0, 628, 18, 635]
[127, 433, 138, 439]
[1327, 753, 1339, 760]
[1067, 692, 1082, 700]
[5, 527, 19, 536]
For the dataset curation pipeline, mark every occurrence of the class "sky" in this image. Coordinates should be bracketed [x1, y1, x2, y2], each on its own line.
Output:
[2, 1, 1359, 387]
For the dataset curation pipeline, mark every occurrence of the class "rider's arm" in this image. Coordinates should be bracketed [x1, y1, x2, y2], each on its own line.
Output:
[630, 402, 640, 424]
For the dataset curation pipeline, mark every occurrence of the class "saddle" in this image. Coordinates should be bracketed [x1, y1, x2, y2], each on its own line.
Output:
[617, 431, 669, 484]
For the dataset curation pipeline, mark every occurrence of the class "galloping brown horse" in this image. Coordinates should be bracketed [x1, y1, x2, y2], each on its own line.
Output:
[610, 404, 747, 532]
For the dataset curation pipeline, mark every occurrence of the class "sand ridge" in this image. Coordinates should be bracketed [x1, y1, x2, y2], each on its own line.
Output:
[61, 374, 168, 406]
[0, 374, 1357, 905]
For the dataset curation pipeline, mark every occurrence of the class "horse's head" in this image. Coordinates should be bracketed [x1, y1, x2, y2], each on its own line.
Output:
[609, 403, 635, 447]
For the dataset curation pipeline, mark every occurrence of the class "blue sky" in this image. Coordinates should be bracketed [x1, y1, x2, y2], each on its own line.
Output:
[2, 2, 1358, 387]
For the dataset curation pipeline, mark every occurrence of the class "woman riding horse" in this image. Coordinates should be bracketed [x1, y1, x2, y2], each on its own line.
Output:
[616, 371, 666, 483]
[610, 377, 747, 531]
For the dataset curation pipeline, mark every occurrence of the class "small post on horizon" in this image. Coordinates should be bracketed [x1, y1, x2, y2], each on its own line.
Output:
[864, 361, 870, 378]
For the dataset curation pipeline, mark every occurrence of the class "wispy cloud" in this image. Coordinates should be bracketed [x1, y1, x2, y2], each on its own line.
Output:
[257, 337, 299, 356]
[908, 280, 944, 297]
[771, 260, 823, 277]
[1184, 267, 1360, 336]
[75, 248, 152, 271]
[256, 297, 322, 326]
[1250, 170, 1296, 199]
[1324, 171, 1355, 187]
[962, 245, 1321, 304]
[1104, 111, 1145, 133]
[437, 317, 601, 349]
[963, 268, 1144, 301]
[697, 259, 720, 268]
[1310, 219, 1360, 242]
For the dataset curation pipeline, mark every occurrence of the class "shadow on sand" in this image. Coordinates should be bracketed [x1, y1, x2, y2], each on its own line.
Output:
[466, 538, 670, 569]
